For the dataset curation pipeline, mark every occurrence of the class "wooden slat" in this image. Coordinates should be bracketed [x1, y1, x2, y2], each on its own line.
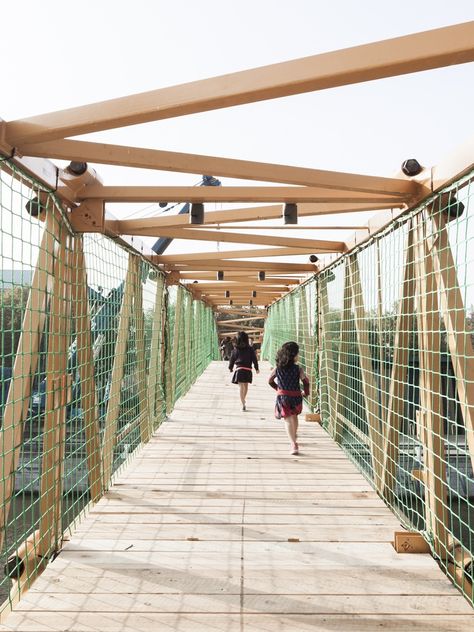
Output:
[156, 246, 330, 263]
[381, 224, 415, 503]
[101, 255, 137, 488]
[0, 211, 56, 551]
[163, 261, 316, 272]
[18, 138, 418, 194]
[70, 237, 102, 503]
[413, 214, 449, 559]
[147, 275, 165, 430]
[82, 185, 407, 204]
[7, 21, 474, 143]
[132, 261, 151, 445]
[38, 229, 72, 557]
[107, 202, 397, 231]
[430, 209, 474, 473]
[347, 255, 384, 492]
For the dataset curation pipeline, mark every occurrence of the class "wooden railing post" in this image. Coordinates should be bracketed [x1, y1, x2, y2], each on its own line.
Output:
[38, 228, 73, 557]
[70, 237, 102, 503]
[102, 254, 137, 488]
[413, 213, 449, 559]
[133, 261, 151, 445]
[0, 211, 56, 551]
[147, 274, 165, 432]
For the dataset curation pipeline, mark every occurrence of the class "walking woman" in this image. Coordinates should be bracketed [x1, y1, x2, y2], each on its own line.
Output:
[228, 331, 259, 411]
[269, 341, 309, 455]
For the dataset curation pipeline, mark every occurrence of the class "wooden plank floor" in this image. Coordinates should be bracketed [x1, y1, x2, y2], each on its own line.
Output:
[2, 361, 474, 631]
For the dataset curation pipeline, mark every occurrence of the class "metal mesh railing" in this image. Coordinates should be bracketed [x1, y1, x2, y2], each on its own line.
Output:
[262, 169, 474, 605]
[0, 159, 218, 611]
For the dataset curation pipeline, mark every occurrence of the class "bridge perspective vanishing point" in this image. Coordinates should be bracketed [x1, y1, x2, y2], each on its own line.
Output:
[0, 19, 474, 631]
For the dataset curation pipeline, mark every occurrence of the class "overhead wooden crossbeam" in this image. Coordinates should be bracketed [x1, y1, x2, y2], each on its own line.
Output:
[18, 138, 417, 195]
[79, 186, 407, 204]
[188, 283, 288, 290]
[178, 272, 300, 282]
[130, 228, 345, 252]
[6, 22, 474, 144]
[217, 316, 266, 324]
[106, 202, 398, 231]
[163, 260, 316, 271]
[156, 246, 335, 263]
[196, 224, 367, 230]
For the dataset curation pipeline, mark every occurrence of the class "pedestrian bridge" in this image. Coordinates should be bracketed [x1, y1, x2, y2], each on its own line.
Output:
[1, 19, 474, 631]
[2, 362, 473, 631]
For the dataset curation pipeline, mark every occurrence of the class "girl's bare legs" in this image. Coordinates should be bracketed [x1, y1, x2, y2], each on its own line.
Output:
[239, 382, 249, 409]
[284, 415, 298, 452]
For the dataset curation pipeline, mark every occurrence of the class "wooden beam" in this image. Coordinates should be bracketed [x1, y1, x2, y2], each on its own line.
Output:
[155, 246, 331, 263]
[191, 283, 288, 290]
[71, 237, 103, 503]
[0, 211, 56, 551]
[81, 185, 406, 204]
[163, 260, 316, 271]
[190, 224, 369, 230]
[18, 138, 418, 194]
[179, 272, 301, 282]
[8, 21, 474, 143]
[217, 316, 266, 324]
[413, 213, 449, 559]
[106, 202, 398, 231]
[102, 255, 137, 488]
[130, 228, 346, 251]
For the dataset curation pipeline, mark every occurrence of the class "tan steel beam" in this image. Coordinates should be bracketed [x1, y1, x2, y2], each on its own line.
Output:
[156, 246, 332, 263]
[18, 138, 417, 195]
[80, 186, 406, 204]
[7, 22, 474, 144]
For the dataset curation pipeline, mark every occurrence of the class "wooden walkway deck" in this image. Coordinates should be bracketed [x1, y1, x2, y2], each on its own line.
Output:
[2, 361, 474, 631]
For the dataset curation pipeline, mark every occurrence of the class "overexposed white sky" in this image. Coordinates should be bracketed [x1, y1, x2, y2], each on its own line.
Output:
[2, 0, 474, 260]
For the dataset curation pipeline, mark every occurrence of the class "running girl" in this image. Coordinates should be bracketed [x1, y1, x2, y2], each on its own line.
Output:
[228, 331, 259, 411]
[269, 341, 309, 455]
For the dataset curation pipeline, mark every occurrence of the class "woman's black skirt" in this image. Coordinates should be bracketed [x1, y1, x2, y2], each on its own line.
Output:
[232, 368, 253, 384]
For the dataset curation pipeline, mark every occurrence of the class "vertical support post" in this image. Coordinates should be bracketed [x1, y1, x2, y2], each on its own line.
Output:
[147, 273, 165, 432]
[133, 260, 151, 445]
[414, 212, 449, 559]
[183, 293, 193, 392]
[70, 237, 102, 503]
[102, 254, 136, 488]
[38, 228, 73, 557]
[318, 280, 338, 437]
[0, 210, 56, 551]
[382, 223, 415, 504]
[376, 239, 387, 412]
[347, 254, 384, 492]
[167, 286, 183, 414]
[430, 209, 474, 472]
[333, 262, 352, 444]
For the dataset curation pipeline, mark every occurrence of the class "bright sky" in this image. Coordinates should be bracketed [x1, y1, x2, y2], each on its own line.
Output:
[1, 0, 474, 260]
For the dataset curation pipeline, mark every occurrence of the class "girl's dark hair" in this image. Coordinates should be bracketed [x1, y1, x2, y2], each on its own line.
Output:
[276, 341, 299, 370]
[236, 331, 250, 349]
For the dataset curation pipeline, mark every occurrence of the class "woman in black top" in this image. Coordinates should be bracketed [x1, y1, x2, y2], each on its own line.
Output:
[228, 331, 259, 411]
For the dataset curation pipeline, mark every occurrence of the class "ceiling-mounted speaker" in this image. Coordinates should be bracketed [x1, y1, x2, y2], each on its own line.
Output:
[229, 299, 233, 305]
[252, 291, 257, 297]
[284, 203, 298, 225]
[225, 290, 230, 298]
[217, 271, 224, 281]
[249, 299, 253, 306]
[258, 271, 265, 281]
[190, 203, 204, 224]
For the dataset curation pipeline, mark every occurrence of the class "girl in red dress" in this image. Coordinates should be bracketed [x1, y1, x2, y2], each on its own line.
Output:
[268, 341, 310, 455]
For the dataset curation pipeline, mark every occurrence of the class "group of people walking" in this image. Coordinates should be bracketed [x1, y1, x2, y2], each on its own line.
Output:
[227, 331, 309, 456]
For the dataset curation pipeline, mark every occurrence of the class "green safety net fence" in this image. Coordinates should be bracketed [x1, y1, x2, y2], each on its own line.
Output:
[263, 169, 474, 606]
[261, 280, 318, 410]
[0, 158, 219, 611]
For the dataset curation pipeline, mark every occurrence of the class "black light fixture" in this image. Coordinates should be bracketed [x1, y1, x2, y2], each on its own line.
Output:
[229, 299, 233, 305]
[67, 161, 88, 176]
[252, 291, 257, 298]
[193, 280, 199, 284]
[284, 203, 298, 225]
[190, 202, 204, 224]
[249, 299, 253, 306]
[159, 202, 168, 208]
[258, 271, 265, 281]
[401, 159, 423, 177]
[309, 255, 319, 263]
[225, 290, 230, 298]
[217, 271, 224, 281]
